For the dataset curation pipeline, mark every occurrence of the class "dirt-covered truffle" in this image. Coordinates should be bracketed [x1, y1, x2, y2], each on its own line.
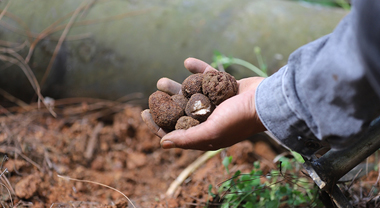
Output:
[149, 91, 184, 130]
[175, 116, 200, 130]
[185, 93, 214, 122]
[181, 73, 203, 98]
[202, 71, 238, 105]
[171, 94, 188, 111]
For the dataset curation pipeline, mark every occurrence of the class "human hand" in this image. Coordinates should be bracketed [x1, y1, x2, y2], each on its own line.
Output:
[141, 58, 267, 151]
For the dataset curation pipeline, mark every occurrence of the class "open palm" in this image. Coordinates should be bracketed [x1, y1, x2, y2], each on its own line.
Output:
[141, 58, 266, 150]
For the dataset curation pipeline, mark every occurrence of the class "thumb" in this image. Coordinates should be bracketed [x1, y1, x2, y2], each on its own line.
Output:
[160, 120, 221, 151]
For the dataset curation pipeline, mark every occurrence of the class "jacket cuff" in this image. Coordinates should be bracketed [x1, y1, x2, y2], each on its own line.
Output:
[255, 66, 328, 157]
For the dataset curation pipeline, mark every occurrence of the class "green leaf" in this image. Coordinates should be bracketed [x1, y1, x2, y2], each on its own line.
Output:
[253, 161, 260, 169]
[221, 202, 231, 208]
[208, 184, 216, 198]
[278, 186, 288, 194]
[216, 156, 322, 208]
[210, 51, 268, 77]
[223, 156, 233, 174]
[265, 200, 279, 208]
[279, 157, 291, 172]
[254, 46, 267, 74]
[291, 151, 305, 163]
[243, 201, 254, 208]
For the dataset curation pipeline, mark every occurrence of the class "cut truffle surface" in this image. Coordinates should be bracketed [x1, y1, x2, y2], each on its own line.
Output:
[185, 93, 214, 122]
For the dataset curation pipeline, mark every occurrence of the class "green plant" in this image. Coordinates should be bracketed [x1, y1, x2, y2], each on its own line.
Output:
[211, 50, 268, 78]
[291, 0, 351, 10]
[210, 157, 323, 208]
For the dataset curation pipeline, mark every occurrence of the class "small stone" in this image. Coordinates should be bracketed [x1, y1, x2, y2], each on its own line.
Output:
[15, 174, 41, 199]
[127, 152, 147, 169]
[175, 116, 200, 130]
[91, 156, 106, 171]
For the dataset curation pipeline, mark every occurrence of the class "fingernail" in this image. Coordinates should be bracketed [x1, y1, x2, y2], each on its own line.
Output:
[161, 140, 175, 149]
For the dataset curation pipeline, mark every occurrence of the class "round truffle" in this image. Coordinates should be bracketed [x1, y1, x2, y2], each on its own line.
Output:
[171, 94, 188, 112]
[202, 71, 238, 105]
[181, 73, 203, 98]
[175, 116, 200, 130]
[185, 93, 214, 122]
[149, 91, 184, 130]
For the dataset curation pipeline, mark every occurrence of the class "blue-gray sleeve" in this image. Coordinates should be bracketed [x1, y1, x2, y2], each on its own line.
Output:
[255, 0, 380, 157]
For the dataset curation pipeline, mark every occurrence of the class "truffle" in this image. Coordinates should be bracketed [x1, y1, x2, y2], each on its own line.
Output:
[175, 116, 200, 130]
[171, 94, 188, 111]
[181, 73, 203, 98]
[202, 71, 238, 105]
[149, 91, 184, 130]
[185, 93, 214, 122]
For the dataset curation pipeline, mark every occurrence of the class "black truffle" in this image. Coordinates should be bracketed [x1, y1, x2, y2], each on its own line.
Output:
[185, 93, 214, 122]
[171, 94, 188, 112]
[181, 73, 203, 98]
[149, 91, 184, 130]
[175, 116, 200, 130]
[202, 71, 238, 105]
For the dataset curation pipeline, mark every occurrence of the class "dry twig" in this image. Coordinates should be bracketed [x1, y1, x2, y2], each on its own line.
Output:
[0, 0, 12, 22]
[57, 174, 137, 208]
[40, 1, 87, 88]
[0, 7, 33, 43]
[0, 88, 30, 110]
[0, 146, 42, 172]
[0, 40, 27, 52]
[0, 183, 13, 207]
[23, 8, 79, 64]
[84, 122, 103, 160]
[166, 149, 223, 197]
[0, 52, 56, 117]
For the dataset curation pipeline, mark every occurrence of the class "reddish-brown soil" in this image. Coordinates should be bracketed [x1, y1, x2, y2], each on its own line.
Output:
[0, 99, 379, 207]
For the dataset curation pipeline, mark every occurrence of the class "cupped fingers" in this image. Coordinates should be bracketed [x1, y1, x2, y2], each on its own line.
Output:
[157, 78, 182, 95]
[184, 57, 218, 74]
[160, 120, 222, 151]
[141, 109, 167, 138]
[158, 58, 217, 96]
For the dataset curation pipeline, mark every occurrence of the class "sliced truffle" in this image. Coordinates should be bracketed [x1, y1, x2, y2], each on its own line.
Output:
[149, 91, 184, 130]
[185, 93, 214, 122]
[171, 94, 188, 111]
[202, 71, 238, 105]
[175, 116, 200, 130]
[181, 73, 203, 98]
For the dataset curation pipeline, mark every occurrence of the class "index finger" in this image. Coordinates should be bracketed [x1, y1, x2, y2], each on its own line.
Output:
[141, 109, 168, 138]
[157, 78, 182, 95]
[184, 58, 218, 74]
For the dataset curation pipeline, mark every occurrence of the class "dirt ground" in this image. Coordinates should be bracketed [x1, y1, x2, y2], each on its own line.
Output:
[0, 98, 379, 208]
